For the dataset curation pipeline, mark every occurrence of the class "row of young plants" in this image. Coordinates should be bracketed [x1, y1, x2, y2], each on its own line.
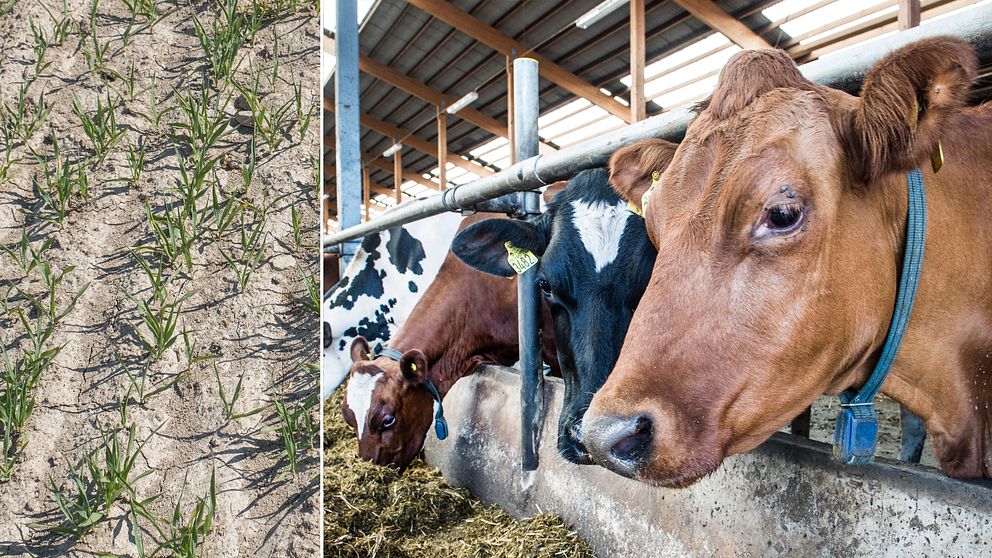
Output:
[0, 0, 320, 554]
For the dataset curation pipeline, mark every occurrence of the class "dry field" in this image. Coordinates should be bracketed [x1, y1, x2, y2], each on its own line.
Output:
[0, 0, 320, 555]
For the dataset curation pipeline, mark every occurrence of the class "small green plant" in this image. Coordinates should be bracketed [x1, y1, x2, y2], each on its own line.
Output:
[210, 184, 245, 239]
[141, 201, 195, 272]
[272, 395, 317, 480]
[290, 205, 302, 251]
[213, 365, 260, 422]
[129, 286, 193, 361]
[41, 0, 71, 45]
[49, 417, 159, 540]
[82, 0, 113, 72]
[301, 270, 319, 315]
[219, 211, 267, 291]
[154, 469, 215, 557]
[292, 80, 315, 143]
[4, 80, 53, 141]
[73, 94, 125, 164]
[126, 137, 146, 185]
[141, 73, 173, 129]
[1, 225, 54, 274]
[32, 134, 90, 224]
[191, 0, 246, 84]
[241, 135, 256, 191]
[29, 17, 52, 76]
[236, 79, 294, 152]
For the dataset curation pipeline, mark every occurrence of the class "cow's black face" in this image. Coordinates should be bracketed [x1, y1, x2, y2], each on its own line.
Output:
[537, 169, 656, 464]
[452, 169, 656, 465]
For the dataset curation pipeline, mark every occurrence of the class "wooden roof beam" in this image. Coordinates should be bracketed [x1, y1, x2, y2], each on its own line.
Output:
[358, 55, 508, 138]
[323, 99, 495, 177]
[672, 0, 772, 49]
[365, 155, 442, 191]
[405, 0, 632, 123]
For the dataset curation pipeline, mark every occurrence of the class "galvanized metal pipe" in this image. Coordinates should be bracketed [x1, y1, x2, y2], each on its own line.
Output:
[514, 58, 543, 474]
[321, 4, 992, 250]
[333, 0, 363, 269]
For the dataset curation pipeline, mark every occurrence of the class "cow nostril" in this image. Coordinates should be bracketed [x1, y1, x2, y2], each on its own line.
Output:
[610, 415, 652, 463]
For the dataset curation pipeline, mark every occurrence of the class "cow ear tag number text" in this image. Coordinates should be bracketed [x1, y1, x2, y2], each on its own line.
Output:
[504, 241, 537, 274]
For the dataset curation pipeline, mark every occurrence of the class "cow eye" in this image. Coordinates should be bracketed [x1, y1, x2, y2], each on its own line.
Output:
[538, 278, 552, 297]
[766, 204, 803, 231]
[382, 414, 396, 429]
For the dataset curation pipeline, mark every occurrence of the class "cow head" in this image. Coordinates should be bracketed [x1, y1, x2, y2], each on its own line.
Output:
[452, 155, 673, 464]
[341, 336, 437, 471]
[582, 38, 977, 486]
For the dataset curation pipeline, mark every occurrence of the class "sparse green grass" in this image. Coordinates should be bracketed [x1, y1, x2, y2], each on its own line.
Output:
[219, 209, 268, 291]
[49, 415, 159, 540]
[73, 94, 125, 165]
[3, 80, 52, 141]
[301, 269, 319, 315]
[126, 137, 146, 185]
[141, 200, 196, 273]
[32, 134, 90, 224]
[153, 469, 215, 557]
[1, 225, 53, 275]
[272, 393, 317, 480]
[29, 17, 52, 77]
[82, 0, 113, 73]
[129, 284, 193, 361]
[191, 0, 246, 84]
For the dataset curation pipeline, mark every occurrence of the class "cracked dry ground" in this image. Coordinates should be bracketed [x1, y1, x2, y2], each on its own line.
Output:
[0, 0, 321, 556]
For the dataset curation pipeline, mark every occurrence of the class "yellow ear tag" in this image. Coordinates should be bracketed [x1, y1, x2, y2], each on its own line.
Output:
[504, 241, 538, 275]
[630, 170, 662, 218]
[367, 352, 374, 360]
[931, 141, 944, 174]
[410, 363, 417, 372]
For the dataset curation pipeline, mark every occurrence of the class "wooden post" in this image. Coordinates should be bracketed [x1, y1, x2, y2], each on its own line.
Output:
[630, 0, 646, 122]
[437, 107, 447, 189]
[898, 0, 920, 29]
[393, 141, 403, 205]
[322, 193, 330, 233]
[507, 54, 515, 164]
[362, 165, 371, 221]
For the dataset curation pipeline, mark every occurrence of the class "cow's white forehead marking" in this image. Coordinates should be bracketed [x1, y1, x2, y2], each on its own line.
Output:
[570, 199, 631, 272]
[346, 371, 384, 440]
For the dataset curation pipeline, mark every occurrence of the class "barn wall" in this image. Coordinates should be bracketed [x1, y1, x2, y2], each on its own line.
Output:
[425, 366, 992, 557]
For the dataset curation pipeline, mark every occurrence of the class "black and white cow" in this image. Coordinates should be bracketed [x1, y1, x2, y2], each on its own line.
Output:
[322, 213, 462, 398]
[452, 160, 666, 464]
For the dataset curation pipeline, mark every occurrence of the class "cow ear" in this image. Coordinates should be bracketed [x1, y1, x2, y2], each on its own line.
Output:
[399, 349, 429, 384]
[451, 218, 545, 277]
[852, 37, 976, 182]
[341, 397, 357, 429]
[609, 138, 678, 214]
[350, 336, 371, 363]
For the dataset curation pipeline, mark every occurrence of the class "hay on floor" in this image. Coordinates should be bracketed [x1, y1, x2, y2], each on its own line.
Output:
[324, 391, 595, 558]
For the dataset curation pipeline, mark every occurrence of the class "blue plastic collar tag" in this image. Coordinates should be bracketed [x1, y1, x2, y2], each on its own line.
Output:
[423, 379, 448, 441]
[833, 393, 879, 465]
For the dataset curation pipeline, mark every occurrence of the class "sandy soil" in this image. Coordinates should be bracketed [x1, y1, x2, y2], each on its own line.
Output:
[0, 1, 320, 556]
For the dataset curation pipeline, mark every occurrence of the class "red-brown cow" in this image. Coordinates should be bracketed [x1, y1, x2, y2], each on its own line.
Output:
[342, 213, 559, 471]
[583, 37, 991, 486]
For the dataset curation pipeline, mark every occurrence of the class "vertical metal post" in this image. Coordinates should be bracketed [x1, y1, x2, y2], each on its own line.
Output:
[362, 165, 371, 222]
[506, 52, 516, 164]
[514, 57, 543, 474]
[393, 140, 403, 204]
[335, 0, 361, 273]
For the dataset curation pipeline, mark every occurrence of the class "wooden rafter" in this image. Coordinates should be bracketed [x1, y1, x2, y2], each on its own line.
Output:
[359, 55, 508, 138]
[323, 99, 494, 177]
[672, 0, 772, 49]
[404, 0, 632, 122]
[365, 155, 441, 191]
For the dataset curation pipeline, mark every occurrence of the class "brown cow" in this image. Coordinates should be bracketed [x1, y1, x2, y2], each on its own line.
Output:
[342, 213, 559, 471]
[582, 37, 990, 486]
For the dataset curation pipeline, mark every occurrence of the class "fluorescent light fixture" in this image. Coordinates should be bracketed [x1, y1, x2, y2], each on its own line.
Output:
[382, 143, 402, 157]
[575, 0, 629, 29]
[446, 91, 478, 114]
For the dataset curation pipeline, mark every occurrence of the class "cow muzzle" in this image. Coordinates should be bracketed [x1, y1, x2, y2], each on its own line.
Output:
[582, 412, 653, 478]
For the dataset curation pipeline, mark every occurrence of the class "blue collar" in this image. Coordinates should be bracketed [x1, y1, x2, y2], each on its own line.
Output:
[371, 344, 449, 441]
[833, 168, 927, 464]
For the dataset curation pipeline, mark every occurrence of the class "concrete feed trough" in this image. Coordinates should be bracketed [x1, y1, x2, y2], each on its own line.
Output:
[425, 366, 992, 557]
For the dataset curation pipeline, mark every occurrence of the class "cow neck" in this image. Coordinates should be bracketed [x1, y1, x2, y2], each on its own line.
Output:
[387, 282, 518, 398]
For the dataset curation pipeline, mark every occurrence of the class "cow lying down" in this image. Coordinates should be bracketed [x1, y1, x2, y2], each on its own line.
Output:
[583, 37, 984, 486]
